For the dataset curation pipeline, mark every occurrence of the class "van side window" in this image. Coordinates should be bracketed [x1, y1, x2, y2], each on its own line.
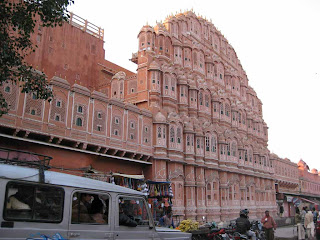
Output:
[4, 182, 64, 223]
[71, 192, 109, 225]
[119, 197, 149, 227]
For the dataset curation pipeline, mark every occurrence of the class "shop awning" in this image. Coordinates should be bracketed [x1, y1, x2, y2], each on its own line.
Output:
[147, 180, 171, 184]
[300, 197, 320, 205]
[112, 173, 144, 180]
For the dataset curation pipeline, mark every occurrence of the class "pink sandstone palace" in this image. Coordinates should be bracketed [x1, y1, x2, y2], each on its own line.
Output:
[1, 10, 320, 222]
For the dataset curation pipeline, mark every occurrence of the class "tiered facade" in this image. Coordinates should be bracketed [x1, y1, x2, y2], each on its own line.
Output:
[0, 11, 280, 222]
[125, 11, 277, 221]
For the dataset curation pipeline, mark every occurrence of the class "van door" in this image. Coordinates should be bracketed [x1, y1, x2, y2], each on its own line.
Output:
[68, 190, 113, 240]
[114, 195, 160, 240]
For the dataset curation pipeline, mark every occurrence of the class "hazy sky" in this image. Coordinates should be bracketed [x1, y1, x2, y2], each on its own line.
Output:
[68, 0, 320, 170]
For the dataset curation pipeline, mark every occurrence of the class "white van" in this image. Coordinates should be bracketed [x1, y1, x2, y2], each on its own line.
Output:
[0, 163, 191, 240]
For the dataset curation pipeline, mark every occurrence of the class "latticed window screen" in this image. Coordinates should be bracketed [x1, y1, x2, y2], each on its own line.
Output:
[26, 93, 43, 116]
[211, 136, 216, 152]
[170, 127, 175, 143]
[1, 84, 18, 111]
[205, 136, 210, 151]
[176, 128, 181, 144]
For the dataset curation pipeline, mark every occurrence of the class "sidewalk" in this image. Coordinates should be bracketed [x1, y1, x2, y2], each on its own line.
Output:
[275, 225, 298, 240]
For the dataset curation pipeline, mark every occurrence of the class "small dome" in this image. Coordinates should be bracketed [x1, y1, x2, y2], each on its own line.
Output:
[154, 112, 166, 123]
[297, 159, 309, 170]
[148, 61, 161, 71]
[311, 168, 318, 174]
[112, 71, 126, 80]
[184, 121, 193, 131]
[154, 23, 169, 36]
[139, 25, 154, 35]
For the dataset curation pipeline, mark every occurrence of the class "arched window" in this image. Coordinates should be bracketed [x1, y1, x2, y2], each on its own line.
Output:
[231, 142, 237, 157]
[77, 105, 83, 113]
[199, 92, 203, 105]
[157, 127, 162, 138]
[32, 93, 37, 100]
[177, 127, 181, 143]
[211, 136, 216, 152]
[249, 149, 252, 162]
[56, 100, 61, 108]
[5, 86, 10, 93]
[165, 75, 169, 89]
[245, 150, 248, 161]
[163, 127, 166, 139]
[170, 127, 175, 143]
[225, 104, 230, 117]
[55, 115, 60, 121]
[30, 109, 36, 115]
[205, 136, 210, 151]
[76, 117, 82, 126]
[205, 95, 209, 107]
[187, 135, 190, 146]
[171, 79, 175, 92]
[220, 103, 224, 115]
[197, 139, 200, 149]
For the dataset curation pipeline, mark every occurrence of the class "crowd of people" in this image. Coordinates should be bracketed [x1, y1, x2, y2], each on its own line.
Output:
[295, 206, 319, 240]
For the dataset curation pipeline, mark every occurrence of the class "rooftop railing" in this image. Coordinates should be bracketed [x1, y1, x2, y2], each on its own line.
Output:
[69, 12, 104, 40]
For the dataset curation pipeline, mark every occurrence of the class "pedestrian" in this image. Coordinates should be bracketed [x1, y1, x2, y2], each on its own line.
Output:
[301, 207, 307, 229]
[261, 210, 277, 240]
[279, 204, 284, 218]
[304, 209, 315, 239]
[295, 207, 305, 240]
[236, 209, 256, 240]
[159, 210, 175, 228]
[312, 207, 318, 224]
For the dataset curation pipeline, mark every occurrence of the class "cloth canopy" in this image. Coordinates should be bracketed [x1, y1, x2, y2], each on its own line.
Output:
[112, 173, 144, 180]
[147, 180, 171, 184]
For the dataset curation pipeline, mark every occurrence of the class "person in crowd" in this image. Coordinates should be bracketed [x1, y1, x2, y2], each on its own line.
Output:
[301, 206, 307, 230]
[7, 186, 34, 210]
[279, 204, 284, 218]
[236, 209, 256, 240]
[72, 193, 94, 223]
[159, 210, 175, 228]
[261, 210, 277, 240]
[295, 207, 305, 240]
[304, 209, 315, 239]
[312, 207, 318, 224]
[119, 201, 138, 227]
[89, 197, 106, 224]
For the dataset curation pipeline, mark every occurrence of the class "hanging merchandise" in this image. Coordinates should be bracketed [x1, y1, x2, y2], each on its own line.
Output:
[146, 180, 173, 222]
[110, 176, 115, 185]
[111, 172, 146, 193]
[169, 184, 174, 197]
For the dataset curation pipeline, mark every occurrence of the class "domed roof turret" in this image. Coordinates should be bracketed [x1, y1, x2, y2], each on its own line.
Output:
[154, 22, 169, 36]
[311, 168, 318, 174]
[148, 61, 161, 71]
[297, 159, 309, 170]
[112, 71, 126, 81]
[138, 25, 154, 36]
[154, 112, 166, 123]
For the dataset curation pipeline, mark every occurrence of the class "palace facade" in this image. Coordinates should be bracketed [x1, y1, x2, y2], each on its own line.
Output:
[8, 10, 320, 222]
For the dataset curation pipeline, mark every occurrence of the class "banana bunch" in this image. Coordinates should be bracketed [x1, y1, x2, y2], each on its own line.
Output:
[178, 219, 199, 232]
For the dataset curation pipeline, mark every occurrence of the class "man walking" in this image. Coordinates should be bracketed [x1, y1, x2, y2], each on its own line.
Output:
[261, 210, 277, 240]
[305, 209, 315, 239]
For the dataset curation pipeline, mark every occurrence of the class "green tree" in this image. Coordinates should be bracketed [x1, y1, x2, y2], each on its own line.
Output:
[0, 0, 74, 117]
